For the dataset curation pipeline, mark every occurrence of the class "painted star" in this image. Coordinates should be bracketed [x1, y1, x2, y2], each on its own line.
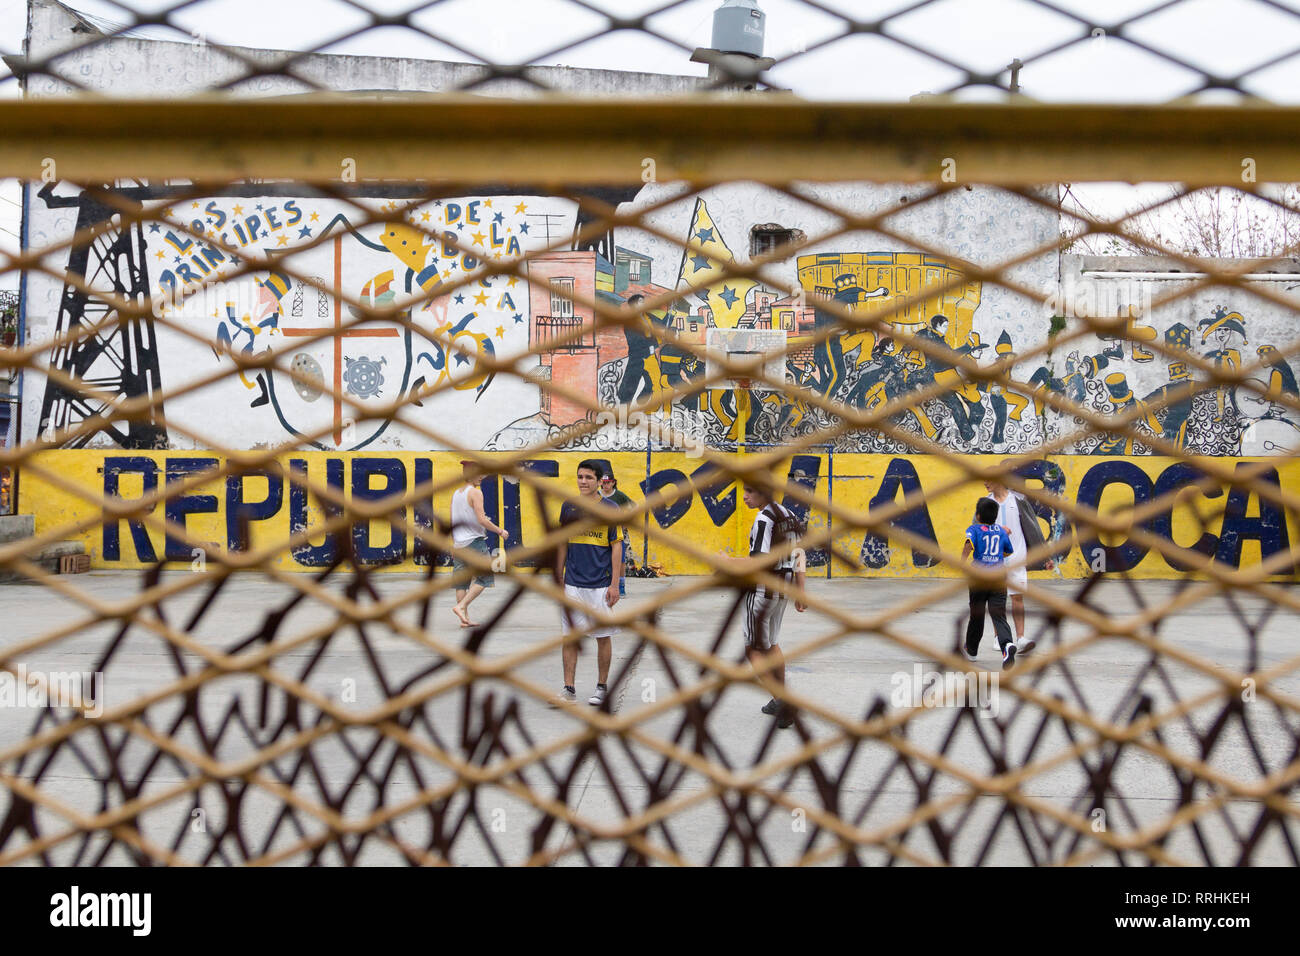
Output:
[719, 285, 739, 308]
[454, 352, 470, 366]
[454, 294, 465, 304]
[155, 250, 165, 260]
[191, 201, 200, 209]
[514, 202, 527, 214]
[434, 199, 443, 206]
[695, 227, 715, 242]
[298, 226, 312, 239]
[232, 204, 244, 215]
[513, 313, 523, 324]
[420, 212, 431, 222]
[309, 212, 319, 222]
[256, 204, 263, 211]
[276, 235, 289, 246]
[456, 223, 464, 231]
[493, 211, 504, 224]
[691, 254, 710, 271]
[484, 199, 493, 208]
[506, 276, 517, 287]
[471, 231, 487, 246]
[518, 222, 529, 234]
[495, 325, 504, 339]
[442, 269, 453, 279]
[473, 291, 489, 306]
[148, 223, 161, 233]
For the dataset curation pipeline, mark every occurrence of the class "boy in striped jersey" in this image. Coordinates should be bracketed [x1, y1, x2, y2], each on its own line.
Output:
[739, 482, 806, 729]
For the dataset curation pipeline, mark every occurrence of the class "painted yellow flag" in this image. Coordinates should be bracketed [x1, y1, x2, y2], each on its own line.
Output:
[676, 198, 756, 329]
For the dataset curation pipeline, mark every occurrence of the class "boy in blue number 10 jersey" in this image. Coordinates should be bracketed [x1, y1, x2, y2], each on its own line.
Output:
[962, 497, 1018, 671]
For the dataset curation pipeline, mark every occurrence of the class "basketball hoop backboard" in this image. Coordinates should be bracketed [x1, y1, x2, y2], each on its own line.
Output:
[704, 328, 788, 390]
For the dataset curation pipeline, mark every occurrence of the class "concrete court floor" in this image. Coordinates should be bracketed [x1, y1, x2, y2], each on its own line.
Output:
[1, 570, 1297, 866]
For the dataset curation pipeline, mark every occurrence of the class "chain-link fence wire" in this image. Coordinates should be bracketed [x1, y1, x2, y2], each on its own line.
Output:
[0, 0, 1299, 867]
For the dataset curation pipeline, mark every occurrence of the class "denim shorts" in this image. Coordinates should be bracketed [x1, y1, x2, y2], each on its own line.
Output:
[451, 536, 494, 588]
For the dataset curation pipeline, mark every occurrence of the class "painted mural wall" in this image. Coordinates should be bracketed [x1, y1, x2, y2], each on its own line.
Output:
[20, 179, 1300, 579]
[21, 451, 1300, 581]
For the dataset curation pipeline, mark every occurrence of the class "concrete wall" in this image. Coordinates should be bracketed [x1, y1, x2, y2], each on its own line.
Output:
[22, 0, 707, 98]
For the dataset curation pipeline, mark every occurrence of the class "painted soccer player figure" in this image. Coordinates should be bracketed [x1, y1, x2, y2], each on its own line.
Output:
[962, 497, 1017, 671]
[550, 460, 623, 709]
[449, 460, 507, 628]
[731, 481, 806, 729]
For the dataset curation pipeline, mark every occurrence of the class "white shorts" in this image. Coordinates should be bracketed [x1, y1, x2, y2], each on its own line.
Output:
[1006, 565, 1028, 595]
[561, 584, 617, 638]
[743, 589, 788, 652]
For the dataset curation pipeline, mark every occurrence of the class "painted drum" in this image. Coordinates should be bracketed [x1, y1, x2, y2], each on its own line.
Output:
[291, 352, 324, 402]
[1239, 416, 1300, 456]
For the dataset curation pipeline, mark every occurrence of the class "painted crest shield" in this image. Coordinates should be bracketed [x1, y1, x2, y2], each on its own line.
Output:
[267, 219, 414, 450]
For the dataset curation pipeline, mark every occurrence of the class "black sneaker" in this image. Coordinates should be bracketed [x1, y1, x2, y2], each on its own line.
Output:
[1002, 643, 1017, 671]
[775, 706, 796, 729]
[761, 698, 780, 716]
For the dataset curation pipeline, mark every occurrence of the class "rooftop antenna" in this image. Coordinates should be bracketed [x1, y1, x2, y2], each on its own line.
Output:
[1008, 58, 1023, 95]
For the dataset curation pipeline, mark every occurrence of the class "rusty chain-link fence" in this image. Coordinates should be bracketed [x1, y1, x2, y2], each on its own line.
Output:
[0, 0, 1299, 867]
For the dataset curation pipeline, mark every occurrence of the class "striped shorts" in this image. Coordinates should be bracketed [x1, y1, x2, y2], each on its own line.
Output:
[742, 587, 788, 652]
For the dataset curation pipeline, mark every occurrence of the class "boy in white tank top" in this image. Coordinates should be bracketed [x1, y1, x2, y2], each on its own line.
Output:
[450, 460, 507, 627]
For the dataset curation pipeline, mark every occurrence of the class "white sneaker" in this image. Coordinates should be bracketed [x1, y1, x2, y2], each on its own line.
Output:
[1017, 636, 1037, 655]
[588, 685, 608, 707]
[547, 687, 577, 708]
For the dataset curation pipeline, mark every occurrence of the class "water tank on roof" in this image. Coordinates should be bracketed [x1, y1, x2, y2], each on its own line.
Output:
[711, 0, 766, 58]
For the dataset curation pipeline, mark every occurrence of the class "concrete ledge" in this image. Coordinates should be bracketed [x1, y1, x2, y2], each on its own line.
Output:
[0, 536, 88, 583]
[0, 515, 35, 544]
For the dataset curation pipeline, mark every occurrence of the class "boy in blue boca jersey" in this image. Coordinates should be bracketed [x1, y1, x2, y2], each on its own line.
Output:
[549, 459, 624, 709]
[962, 497, 1018, 671]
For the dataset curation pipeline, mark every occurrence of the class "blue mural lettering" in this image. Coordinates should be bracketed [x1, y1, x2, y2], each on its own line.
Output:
[102, 457, 159, 562]
[861, 457, 939, 569]
[226, 468, 284, 553]
[351, 458, 406, 564]
[164, 458, 220, 561]
[289, 458, 345, 566]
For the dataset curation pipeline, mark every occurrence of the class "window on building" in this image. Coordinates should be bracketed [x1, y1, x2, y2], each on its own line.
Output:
[549, 277, 575, 317]
[750, 224, 804, 257]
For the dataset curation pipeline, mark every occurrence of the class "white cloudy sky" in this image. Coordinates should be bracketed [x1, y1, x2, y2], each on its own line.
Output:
[3, 0, 1300, 284]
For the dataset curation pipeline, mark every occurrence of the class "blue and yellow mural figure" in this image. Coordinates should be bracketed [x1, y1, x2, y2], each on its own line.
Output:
[214, 269, 289, 409]
[1140, 321, 1196, 449]
[1200, 308, 1248, 422]
[988, 330, 1031, 445]
[1097, 372, 1162, 455]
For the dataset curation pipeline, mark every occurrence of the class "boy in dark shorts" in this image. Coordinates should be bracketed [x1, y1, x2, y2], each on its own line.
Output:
[962, 496, 1018, 671]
